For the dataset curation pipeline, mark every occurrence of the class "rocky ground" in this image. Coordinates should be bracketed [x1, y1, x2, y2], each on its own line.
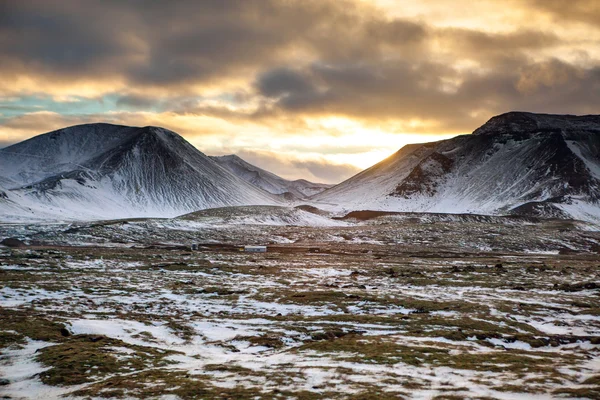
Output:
[1, 213, 599, 399]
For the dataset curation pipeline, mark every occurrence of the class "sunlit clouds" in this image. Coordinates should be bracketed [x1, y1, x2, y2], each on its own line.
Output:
[1, 0, 599, 183]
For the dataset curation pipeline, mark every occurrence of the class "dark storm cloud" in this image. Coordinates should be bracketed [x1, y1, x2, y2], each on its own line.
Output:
[256, 68, 315, 98]
[255, 61, 459, 123]
[0, 0, 355, 86]
[254, 55, 600, 132]
[0, 1, 131, 75]
[0, 0, 598, 133]
[365, 19, 427, 44]
[438, 29, 560, 60]
[513, 59, 600, 111]
[2, 0, 542, 87]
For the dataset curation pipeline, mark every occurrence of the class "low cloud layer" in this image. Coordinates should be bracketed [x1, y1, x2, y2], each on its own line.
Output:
[1, 0, 599, 182]
[234, 149, 362, 183]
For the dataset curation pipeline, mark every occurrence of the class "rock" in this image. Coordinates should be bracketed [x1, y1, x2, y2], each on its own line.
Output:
[0, 238, 26, 248]
[558, 282, 599, 292]
[523, 337, 548, 348]
[444, 330, 467, 341]
[549, 338, 560, 347]
[0, 378, 9, 385]
[385, 268, 398, 277]
[60, 327, 71, 337]
[311, 329, 347, 341]
[571, 301, 592, 308]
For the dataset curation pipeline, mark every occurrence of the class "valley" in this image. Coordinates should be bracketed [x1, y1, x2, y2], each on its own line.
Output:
[1, 212, 599, 399]
[3, 1, 600, 398]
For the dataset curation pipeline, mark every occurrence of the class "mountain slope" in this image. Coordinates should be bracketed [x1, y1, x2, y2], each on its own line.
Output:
[211, 154, 331, 198]
[312, 112, 600, 222]
[0, 124, 280, 220]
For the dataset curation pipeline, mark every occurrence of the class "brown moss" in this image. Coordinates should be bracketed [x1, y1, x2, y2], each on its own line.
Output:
[37, 335, 179, 386]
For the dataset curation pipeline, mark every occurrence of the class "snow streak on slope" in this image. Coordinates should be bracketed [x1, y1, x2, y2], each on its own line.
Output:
[0, 124, 280, 221]
[211, 155, 331, 198]
[310, 143, 436, 211]
[312, 112, 600, 222]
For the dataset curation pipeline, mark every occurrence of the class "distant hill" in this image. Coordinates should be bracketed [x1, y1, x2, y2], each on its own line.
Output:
[211, 154, 331, 199]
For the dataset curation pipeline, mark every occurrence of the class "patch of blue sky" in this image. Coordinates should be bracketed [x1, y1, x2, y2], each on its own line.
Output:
[0, 94, 115, 122]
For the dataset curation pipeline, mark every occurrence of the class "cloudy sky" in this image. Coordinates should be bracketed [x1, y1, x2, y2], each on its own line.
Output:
[1, 0, 599, 183]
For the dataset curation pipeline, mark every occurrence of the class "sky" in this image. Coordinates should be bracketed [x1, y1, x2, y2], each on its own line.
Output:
[0, 0, 599, 184]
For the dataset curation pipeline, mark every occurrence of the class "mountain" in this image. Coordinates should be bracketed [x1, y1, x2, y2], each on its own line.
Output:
[312, 112, 600, 222]
[211, 154, 331, 198]
[0, 123, 280, 220]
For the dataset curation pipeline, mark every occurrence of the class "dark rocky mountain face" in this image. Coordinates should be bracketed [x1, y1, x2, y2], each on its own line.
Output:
[472, 112, 600, 136]
[0, 124, 279, 220]
[393, 151, 454, 198]
[313, 112, 600, 222]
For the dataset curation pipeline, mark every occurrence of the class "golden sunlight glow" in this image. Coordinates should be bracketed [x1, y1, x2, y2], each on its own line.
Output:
[2, 0, 598, 183]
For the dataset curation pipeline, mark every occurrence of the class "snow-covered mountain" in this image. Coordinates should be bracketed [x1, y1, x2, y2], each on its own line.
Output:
[0, 123, 280, 220]
[211, 154, 331, 198]
[312, 112, 600, 222]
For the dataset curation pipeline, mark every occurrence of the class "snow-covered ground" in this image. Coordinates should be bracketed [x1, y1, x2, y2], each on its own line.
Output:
[1, 222, 599, 399]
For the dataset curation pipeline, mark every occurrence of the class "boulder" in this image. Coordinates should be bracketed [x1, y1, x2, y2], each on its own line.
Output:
[0, 237, 27, 248]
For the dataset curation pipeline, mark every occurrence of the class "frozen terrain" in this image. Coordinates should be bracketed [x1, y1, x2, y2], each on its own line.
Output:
[1, 213, 599, 399]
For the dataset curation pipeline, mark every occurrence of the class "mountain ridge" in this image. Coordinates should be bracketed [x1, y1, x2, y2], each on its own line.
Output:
[2, 112, 600, 222]
[312, 112, 600, 222]
[473, 112, 600, 137]
[0, 123, 280, 220]
[211, 154, 332, 199]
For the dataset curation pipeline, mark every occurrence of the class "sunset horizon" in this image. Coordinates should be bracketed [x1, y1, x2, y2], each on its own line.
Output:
[2, 0, 598, 183]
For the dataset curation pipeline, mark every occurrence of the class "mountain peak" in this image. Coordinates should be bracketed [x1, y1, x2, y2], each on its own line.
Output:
[313, 111, 600, 222]
[0, 123, 280, 219]
[211, 154, 332, 198]
[213, 154, 247, 164]
[472, 111, 600, 136]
